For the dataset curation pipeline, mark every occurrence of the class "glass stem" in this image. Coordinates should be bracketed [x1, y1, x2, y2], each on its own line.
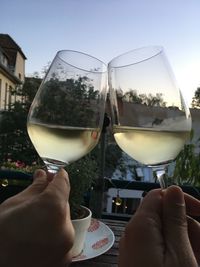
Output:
[46, 166, 60, 174]
[156, 169, 166, 189]
[154, 165, 168, 189]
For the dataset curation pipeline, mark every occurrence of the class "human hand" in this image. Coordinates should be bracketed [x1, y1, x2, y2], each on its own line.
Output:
[119, 186, 200, 267]
[0, 168, 74, 267]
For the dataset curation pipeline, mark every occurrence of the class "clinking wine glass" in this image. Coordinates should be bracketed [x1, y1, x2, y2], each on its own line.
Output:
[108, 46, 192, 188]
[27, 50, 107, 173]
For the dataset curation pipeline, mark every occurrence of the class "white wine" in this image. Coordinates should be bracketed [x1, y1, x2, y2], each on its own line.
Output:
[113, 126, 190, 166]
[27, 122, 100, 165]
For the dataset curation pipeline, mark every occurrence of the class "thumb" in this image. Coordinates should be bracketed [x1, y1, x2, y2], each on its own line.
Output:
[45, 168, 70, 202]
[163, 186, 197, 265]
[119, 189, 163, 267]
[163, 186, 187, 233]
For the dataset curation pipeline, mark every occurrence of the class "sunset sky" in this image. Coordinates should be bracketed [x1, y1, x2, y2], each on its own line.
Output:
[1, 0, 200, 106]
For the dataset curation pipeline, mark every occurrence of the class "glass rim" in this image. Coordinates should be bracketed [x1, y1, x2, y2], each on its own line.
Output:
[108, 45, 164, 69]
[56, 49, 107, 73]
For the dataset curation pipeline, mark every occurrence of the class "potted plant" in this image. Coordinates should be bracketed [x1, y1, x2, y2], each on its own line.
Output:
[66, 154, 98, 257]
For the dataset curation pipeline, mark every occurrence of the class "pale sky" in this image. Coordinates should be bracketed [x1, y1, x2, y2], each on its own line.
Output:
[1, 0, 200, 106]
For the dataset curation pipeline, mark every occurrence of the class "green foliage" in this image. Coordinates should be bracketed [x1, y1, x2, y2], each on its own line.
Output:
[104, 143, 123, 177]
[192, 87, 200, 108]
[32, 77, 100, 127]
[0, 77, 41, 164]
[1, 160, 41, 174]
[67, 154, 98, 219]
[169, 130, 200, 187]
[121, 89, 166, 107]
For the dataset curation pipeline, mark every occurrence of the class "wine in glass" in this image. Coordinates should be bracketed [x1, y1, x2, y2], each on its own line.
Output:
[27, 50, 107, 173]
[108, 46, 191, 188]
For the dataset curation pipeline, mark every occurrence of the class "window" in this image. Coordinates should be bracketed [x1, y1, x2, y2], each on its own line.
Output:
[0, 54, 8, 67]
[4, 83, 8, 109]
[8, 86, 12, 109]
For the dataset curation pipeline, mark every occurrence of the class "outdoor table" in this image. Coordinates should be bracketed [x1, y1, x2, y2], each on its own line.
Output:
[71, 219, 127, 267]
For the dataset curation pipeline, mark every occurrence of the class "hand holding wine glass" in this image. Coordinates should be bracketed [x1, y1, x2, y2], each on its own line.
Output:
[27, 50, 107, 173]
[108, 46, 191, 188]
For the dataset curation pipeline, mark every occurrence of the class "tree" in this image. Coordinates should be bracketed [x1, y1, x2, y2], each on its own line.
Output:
[31, 76, 100, 127]
[122, 89, 143, 104]
[0, 75, 103, 220]
[191, 87, 200, 108]
[122, 89, 166, 107]
[0, 75, 103, 165]
[0, 77, 42, 164]
[104, 143, 123, 178]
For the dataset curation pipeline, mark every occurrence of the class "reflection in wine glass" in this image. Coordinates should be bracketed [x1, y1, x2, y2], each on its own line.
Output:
[108, 46, 191, 188]
[27, 50, 107, 173]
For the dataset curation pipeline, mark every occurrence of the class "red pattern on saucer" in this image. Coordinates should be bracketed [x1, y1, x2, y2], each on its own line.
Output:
[72, 219, 115, 262]
[92, 237, 109, 250]
[88, 219, 100, 232]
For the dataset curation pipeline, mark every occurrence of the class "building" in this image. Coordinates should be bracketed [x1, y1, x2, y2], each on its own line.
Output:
[0, 34, 26, 110]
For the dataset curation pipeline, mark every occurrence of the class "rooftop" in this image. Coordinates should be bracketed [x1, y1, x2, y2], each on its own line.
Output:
[0, 34, 27, 61]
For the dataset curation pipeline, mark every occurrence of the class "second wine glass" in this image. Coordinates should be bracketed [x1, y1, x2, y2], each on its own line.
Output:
[108, 46, 192, 188]
[27, 50, 107, 173]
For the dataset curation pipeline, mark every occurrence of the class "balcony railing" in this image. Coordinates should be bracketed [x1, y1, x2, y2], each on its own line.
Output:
[0, 169, 199, 222]
[101, 178, 200, 221]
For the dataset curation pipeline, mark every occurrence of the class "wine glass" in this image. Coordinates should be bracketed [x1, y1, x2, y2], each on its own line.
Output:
[27, 50, 107, 173]
[108, 46, 192, 188]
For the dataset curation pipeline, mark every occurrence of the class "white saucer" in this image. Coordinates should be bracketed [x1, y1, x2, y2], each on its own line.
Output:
[72, 218, 115, 262]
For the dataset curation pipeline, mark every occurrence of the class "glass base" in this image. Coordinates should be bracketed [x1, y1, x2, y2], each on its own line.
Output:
[42, 158, 66, 174]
